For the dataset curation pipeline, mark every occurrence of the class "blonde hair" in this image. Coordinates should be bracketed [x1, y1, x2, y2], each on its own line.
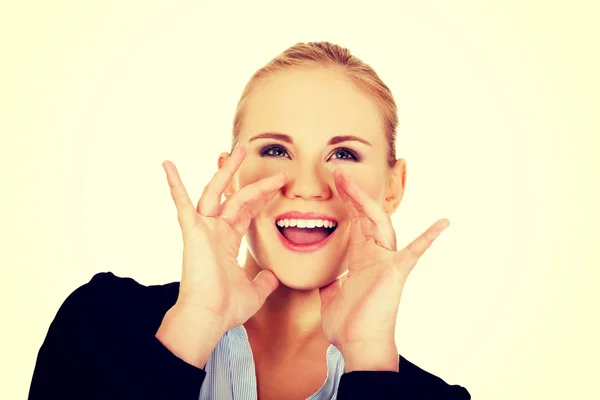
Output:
[232, 41, 398, 168]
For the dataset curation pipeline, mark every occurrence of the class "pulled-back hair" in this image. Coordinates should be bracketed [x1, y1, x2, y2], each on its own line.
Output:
[231, 41, 398, 168]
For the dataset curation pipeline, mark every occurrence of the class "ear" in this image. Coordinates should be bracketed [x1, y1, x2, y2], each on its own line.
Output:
[217, 151, 237, 199]
[383, 158, 406, 216]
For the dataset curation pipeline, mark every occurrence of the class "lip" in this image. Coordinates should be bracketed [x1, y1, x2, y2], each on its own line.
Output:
[274, 222, 338, 253]
[273, 211, 339, 253]
[274, 211, 338, 223]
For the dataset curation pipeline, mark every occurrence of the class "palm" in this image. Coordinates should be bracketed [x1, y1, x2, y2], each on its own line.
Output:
[178, 221, 241, 316]
[319, 169, 450, 349]
[162, 144, 287, 332]
[320, 224, 404, 342]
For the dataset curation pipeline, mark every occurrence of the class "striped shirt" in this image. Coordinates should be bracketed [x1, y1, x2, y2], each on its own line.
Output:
[199, 324, 346, 399]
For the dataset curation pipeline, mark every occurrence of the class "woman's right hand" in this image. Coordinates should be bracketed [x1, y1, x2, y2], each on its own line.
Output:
[160, 143, 286, 336]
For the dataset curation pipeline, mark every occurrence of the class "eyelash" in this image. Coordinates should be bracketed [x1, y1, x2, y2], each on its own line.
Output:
[259, 144, 361, 162]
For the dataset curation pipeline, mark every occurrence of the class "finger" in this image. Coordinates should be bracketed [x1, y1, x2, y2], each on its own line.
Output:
[397, 218, 450, 267]
[219, 172, 287, 236]
[338, 182, 372, 246]
[334, 168, 390, 230]
[319, 278, 342, 310]
[335, 173, 360, 219]
[334, 169, 396, 251]
[162, 161, 198, 234]
[249, 269, 280, 313]
[349, 215, 369, 245]
[197, 144, 246, 216]
[346, 216, 379, 269]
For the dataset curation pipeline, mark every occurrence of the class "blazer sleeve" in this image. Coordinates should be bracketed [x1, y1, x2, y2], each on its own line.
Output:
[28, 272, 207, 400]
[337, 361, 471, 399]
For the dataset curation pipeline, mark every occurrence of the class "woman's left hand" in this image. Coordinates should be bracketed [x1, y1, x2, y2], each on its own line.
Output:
[319, 169, 450, 372]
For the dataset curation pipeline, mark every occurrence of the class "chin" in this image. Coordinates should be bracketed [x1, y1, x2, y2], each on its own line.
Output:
[271, 265, 342, 291]
[245, 219, 350, 290]
[248, 245, 344, 290]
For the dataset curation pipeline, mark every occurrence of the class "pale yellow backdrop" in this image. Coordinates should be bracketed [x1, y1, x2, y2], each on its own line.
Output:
[2, 1, 598, 399]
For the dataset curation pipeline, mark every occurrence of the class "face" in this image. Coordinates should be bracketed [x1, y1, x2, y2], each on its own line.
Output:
[220, 67, 405, 290]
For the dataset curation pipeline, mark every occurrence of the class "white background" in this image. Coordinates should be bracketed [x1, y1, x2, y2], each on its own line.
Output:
[2, 1, 598, 398]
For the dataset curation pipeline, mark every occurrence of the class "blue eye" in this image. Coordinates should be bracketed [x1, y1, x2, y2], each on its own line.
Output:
[331, 147, 359, 161]
[260, 145, 290, 158]
[258, 144, 360, 162]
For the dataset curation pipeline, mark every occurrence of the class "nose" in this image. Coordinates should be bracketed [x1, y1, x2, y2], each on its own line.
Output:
[282, 162, 332, 201]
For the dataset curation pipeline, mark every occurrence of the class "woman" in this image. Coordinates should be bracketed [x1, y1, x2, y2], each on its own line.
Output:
[28, 42, 470, 399]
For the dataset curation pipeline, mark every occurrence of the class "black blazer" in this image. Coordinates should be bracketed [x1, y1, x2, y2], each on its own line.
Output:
[28, 272, 470, 399]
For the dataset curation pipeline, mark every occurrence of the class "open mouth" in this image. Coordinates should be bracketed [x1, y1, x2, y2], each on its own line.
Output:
[275, 219, 337, 246]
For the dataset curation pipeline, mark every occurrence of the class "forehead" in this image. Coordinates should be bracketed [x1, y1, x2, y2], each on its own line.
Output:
[239, 67, 384, 146]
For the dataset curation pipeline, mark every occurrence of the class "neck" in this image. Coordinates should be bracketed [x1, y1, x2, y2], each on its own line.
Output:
[242, 250, 327, 354]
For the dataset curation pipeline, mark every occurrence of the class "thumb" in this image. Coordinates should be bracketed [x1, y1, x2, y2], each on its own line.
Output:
[251, 269, 280, 308]
[319, 278, 342, 309]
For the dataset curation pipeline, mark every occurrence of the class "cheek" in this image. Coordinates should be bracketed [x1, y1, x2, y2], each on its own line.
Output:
[238, 159, 276, 186]
[352, 173, 387, 201]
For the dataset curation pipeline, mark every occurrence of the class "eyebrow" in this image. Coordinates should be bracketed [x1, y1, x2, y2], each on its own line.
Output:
[248, 132, 372, 146]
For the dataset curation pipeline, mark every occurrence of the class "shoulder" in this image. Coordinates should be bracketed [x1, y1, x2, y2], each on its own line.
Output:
[55, 272, 180, 337]
[339, 355, 470, 398]
[398, 354, 453, 385]
[398, 355, 470, 397]
[34, 273, 206, 398]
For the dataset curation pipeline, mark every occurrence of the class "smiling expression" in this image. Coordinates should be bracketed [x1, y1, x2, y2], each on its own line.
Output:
[221, 67, 405, 289]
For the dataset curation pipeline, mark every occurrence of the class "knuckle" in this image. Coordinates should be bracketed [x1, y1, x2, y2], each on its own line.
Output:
[243, 205, 254, 221]
[197, 198, 207, 213]
[235, 191, 252, 209]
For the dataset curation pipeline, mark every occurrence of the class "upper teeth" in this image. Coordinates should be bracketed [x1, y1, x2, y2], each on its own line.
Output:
[276, 219, 337, 228]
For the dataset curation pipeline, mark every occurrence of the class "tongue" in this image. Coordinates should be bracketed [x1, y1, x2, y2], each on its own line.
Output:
[281, 227, 330, 245]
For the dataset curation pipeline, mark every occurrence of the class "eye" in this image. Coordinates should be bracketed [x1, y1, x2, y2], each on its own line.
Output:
[258, 144, 360, 162]
[259, 144, 290, 159]
[330, 147, 360, 162]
